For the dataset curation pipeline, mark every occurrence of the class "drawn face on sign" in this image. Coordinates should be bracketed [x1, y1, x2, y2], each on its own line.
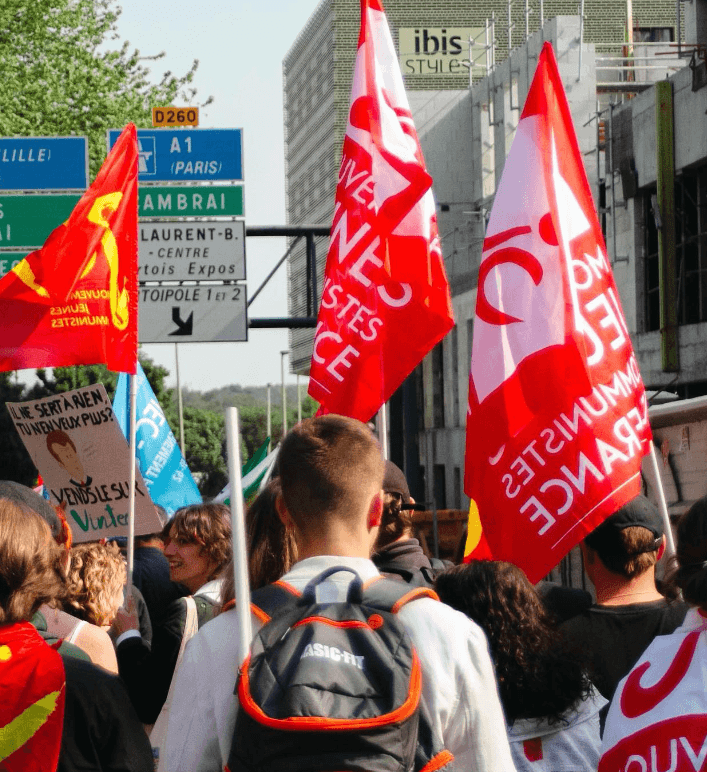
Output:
[46, 430, 88, 486]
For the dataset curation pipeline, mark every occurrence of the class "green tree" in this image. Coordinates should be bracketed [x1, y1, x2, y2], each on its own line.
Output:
[0, 0, 209, 176]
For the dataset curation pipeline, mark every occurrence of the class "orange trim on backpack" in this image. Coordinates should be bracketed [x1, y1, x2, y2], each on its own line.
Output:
[239, 649, 422, 731]
[291, 616, 375, 631]
[390, 587, 439, 613]
[250, 603, 271, 625]
[420, 750, 455, 772]
[362, 575, 383, 590]
[222, 599, 236, 613]
[274, 580, 301, 596]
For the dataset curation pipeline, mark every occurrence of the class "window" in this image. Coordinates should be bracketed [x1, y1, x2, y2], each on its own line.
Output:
[432, 342, 445, 428]
[634, 27, 674, 43]
[644, 167, 707, 330]
[433, 464, 447, 509]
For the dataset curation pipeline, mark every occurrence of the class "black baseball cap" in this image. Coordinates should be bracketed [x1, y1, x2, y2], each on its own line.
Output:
[585, 495, 664, 554]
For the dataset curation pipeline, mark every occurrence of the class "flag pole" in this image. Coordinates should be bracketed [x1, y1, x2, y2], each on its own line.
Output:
[648, 442, 676, 559]
[377, 402, 389, 460]
[126, 370, 138, 601]
[225, 407, 252, 667]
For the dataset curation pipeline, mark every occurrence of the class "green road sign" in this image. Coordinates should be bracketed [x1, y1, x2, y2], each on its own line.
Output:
[0, 252, 28, 279]
[0, 194, 81, 248]
[139, 185, 244, 218]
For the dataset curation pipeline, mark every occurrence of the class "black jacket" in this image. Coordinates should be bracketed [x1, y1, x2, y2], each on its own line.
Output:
[59, 654, 153, 772]
[117, 593, 218, 723]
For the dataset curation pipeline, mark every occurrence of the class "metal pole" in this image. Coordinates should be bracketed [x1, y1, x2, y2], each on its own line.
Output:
[266, 383, 272, 451]
[525, 0, 529, 40]
[648, 443, 676, 558]
[377, 403, 389, 460]
[175, 343, 185, 455]
[225, 407, 252, 666]
[126, 372, 138, 601]
[280, 350, 288, 437]
[578, 0, 585, 81]
[297, 375, 302, 425]
[424, 430, 439, 559]
[539, 0, 544, 29]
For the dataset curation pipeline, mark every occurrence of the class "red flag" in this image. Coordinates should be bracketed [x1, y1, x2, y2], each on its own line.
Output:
[463, 44, 652, 582]
[0, 623, 66, 772]
[0, 124, 138, 374]
[307, 0, 454, 422]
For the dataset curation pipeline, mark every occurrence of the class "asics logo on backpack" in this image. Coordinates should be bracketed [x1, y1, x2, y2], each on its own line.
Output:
[300, 642, 364, 669]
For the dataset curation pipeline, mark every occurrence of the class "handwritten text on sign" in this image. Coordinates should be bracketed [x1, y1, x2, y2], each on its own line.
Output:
[7, 385, 162, 542]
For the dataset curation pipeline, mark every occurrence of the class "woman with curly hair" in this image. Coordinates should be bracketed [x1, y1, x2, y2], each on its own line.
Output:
[112, 503, 232, 725]
[63, 542, 126, 629]
[436, 561, 606, 771]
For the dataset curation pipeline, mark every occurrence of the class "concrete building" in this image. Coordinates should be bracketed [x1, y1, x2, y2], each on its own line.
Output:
[282, 0, 688, 511]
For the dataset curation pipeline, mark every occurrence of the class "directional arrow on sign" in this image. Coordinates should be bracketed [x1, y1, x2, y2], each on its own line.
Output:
[169, 307, 193, 336]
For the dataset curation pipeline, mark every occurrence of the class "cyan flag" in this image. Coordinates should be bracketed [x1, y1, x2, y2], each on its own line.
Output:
[113, 363, 202, 517]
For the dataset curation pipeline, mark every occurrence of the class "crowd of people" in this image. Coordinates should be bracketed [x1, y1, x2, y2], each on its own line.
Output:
[0, 413, 703, 772]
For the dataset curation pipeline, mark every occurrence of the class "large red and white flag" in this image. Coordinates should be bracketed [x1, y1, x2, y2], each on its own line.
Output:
[0, 124, 138, 374]
[463, 43, 652, 582]
[308, 0, 454, 422]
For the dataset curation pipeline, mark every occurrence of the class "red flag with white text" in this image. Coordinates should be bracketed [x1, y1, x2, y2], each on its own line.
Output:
[0, 124, 138, 374]
[308, 0, 454, 421]
[463, 43, 651, 582]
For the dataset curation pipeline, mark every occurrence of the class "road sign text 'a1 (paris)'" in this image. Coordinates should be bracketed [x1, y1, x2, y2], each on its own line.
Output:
[138, 185, 243, 218]
[0, 137, 88, 190]
[139, 220, 245, 280]
[138, 284, 247, 343]
[108, 128, 243, 182]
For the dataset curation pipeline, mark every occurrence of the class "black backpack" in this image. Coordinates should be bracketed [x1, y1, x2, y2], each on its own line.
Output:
[227, 566, 453, 772]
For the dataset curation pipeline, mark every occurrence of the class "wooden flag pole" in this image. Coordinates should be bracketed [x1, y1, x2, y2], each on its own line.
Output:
[225, 407, 252, 666]
[126, 371, 138, 601]
[648, 442, 676, 559]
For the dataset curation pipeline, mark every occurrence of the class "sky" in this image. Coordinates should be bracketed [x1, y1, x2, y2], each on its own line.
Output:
[113, 0, 323, 392]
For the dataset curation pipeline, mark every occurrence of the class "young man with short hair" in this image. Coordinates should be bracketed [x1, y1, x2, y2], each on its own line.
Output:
[560, 495, 688, 702]
[162, 415, 515, 772]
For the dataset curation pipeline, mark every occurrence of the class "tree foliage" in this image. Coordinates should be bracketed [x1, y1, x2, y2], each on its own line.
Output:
[0, 0, 210, 176]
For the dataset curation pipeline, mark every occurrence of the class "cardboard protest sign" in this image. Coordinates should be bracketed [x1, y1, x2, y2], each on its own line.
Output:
[7, 384, 162, 542]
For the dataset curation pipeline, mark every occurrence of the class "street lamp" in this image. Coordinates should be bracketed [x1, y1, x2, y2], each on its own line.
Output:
[266, 383, 272, 451]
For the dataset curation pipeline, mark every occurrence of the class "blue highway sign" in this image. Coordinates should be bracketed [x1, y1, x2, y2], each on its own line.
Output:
[108, 128, 243, 182]
[0, 137, 88, 190]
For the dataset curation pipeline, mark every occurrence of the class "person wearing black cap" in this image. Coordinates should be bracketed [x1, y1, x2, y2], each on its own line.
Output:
[371, 460, 448, 588]
[560, 495, 688, 703]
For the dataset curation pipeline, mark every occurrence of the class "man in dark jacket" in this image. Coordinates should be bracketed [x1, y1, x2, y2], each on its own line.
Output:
[560, 495, 688, 702]
[371, 460, 447, 587]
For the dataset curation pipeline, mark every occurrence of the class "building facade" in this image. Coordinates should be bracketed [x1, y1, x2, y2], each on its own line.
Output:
[283, 0, 684, 509]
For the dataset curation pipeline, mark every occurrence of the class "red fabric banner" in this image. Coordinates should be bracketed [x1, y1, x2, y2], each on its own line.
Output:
[463, 44, 652, 582]
[0, 124, 138, 374]
[307, 0, 454, 422]
[0, 622, 66, 772]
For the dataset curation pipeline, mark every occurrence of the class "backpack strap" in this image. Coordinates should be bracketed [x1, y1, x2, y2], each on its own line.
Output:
[250, 581, 302, 623]
[363, 576, 439, 613]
